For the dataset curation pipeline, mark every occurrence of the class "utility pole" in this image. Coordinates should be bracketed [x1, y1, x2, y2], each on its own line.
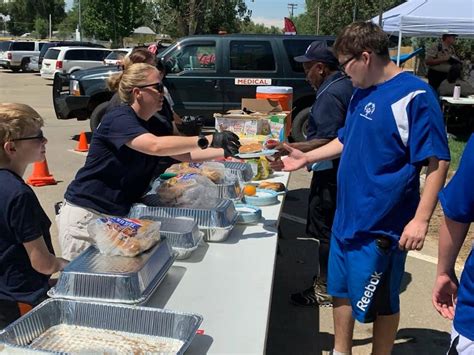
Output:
[287, 3, 298, 17]
[378, 0, 383, 26]
[78, 0, 82, 41]
[315, 2, 320, 35]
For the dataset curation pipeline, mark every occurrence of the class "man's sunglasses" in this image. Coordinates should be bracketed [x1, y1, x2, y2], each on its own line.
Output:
[136, 82, 164, 93]
[12, 130, 45, 142]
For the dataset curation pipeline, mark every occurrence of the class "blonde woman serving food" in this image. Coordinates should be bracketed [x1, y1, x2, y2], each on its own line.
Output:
[57, 63, 240, 260]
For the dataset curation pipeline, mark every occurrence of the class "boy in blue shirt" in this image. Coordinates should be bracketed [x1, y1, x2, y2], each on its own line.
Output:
[280, 22, 450, 354]
[433, 134, 474, 354]
[0, 103, 68, 329]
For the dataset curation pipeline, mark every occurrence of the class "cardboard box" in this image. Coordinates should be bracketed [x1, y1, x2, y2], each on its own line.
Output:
[214, 98, 289, 139]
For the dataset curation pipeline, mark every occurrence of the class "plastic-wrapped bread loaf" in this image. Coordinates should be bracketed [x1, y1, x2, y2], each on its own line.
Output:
[87, 217, 161, 257]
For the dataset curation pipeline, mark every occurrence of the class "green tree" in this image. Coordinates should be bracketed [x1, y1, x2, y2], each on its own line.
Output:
[81, 0, 147, 46]
[143, 0, 251, 38]
[293, 0, 404, 36]
[240, 21, 282, 35]
[6, 0, 65, 36]
[35, 17, 48, 38]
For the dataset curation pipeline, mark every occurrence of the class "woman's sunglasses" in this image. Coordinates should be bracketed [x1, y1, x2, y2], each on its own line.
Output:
[136, 82, 164, 93]
[12, 130, 45, 141]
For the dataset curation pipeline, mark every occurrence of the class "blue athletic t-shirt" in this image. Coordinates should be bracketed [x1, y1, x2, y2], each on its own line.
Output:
[65, 105, 170, 216]
[439, 134, 474, 341]
[0, 169, 53, 305]
[333, 72, 450, 242]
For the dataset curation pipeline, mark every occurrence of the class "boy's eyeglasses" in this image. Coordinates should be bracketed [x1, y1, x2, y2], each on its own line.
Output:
[339, 55, 357, 75]
[136, 82, 164, 93]
[12, 130, 45, 141]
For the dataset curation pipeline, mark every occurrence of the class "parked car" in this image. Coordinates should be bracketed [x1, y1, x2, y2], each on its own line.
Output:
[37, 41, 105, 71]
[53, 34, 335, 141]
[0, 40, 48, 72]
[40, 46, 111, 79]
[103, 48, 133, 66]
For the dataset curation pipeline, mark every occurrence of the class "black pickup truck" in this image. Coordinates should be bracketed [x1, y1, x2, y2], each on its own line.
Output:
[53, 34, 335, 141]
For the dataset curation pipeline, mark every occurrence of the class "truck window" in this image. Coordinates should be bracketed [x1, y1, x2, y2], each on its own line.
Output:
[85, 50, 109, 61]
[282, 39, 315, 73]
[166, 43, 216, 74]
[229, 41, 275, 71]
[0, 41, 12, 51]
[11, 42, 35, 51]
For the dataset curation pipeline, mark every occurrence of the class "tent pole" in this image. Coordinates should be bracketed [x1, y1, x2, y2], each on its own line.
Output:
[397, 29, 402, 66]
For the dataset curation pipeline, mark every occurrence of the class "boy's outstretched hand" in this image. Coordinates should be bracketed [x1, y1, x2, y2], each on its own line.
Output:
[432, 272, 458, 320]
[281, 144, 307, 172]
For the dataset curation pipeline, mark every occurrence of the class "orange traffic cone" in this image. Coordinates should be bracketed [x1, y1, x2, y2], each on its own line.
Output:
[26, 158, 57, 187]
[75, 131, 89, 152]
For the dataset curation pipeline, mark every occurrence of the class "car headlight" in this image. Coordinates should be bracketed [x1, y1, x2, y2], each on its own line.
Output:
[70, 79, 81, 96]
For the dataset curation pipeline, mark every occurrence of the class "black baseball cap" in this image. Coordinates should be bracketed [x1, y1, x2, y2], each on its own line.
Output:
[294, 41, 339, 66]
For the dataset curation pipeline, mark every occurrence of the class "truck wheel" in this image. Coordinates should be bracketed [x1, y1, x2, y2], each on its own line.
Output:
[291, 107, 310, 142]
[89, 101, 109, 132]
[11, 67, 20, 73]
[21, 58, 30, 72]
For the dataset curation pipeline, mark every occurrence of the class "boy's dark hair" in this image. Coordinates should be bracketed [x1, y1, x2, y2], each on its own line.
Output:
[334, 22, 390, 61]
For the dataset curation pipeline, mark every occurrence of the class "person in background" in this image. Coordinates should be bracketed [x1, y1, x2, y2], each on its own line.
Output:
[433, 134, 474, 355]
[438, 63, 474, 97]
[0, 103, 68, 329]
[280, 22, 450, 354]
[269, 41, 353, 307]
[426, 34, 460, 92]
[57, 63, 240, 261]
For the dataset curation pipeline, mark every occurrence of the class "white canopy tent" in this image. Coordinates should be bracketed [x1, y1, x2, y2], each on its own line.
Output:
[371, 0, 474, 64]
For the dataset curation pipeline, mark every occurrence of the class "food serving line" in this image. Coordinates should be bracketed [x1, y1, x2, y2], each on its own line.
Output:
[146, 171, 290, 354]
[0, 162, 291, 354]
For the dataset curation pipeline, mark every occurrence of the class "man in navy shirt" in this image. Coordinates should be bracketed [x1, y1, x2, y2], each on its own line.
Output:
[280, 22, 450, 354]
[433, 134, 474, 354]
[270, 41, 353, 307]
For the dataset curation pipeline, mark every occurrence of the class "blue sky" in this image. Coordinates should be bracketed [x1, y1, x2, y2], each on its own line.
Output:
[65, 0, 306, 29]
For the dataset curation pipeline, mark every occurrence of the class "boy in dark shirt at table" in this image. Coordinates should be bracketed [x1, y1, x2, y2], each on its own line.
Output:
[0, 103, 68, 329]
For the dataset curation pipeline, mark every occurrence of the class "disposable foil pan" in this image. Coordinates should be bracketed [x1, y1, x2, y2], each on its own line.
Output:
[223, 161, 254, 181]
[216, 179, 243, 200]
[47, 240, 176, 304]
[129, 199, 238, 242]
[141, 217, 203, 260]
[0, 299, 202, 355]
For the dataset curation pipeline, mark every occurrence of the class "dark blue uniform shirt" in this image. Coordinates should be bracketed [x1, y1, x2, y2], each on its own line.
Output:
[66, 105, 173, 216]
[0, 169, 53, 305]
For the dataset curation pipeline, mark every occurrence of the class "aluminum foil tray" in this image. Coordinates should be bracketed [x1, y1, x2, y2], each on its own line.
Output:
[47, 240, 176, 304]
[0, 299, 202, 354]
[223, 161, 254, 181]
[129, 199, 238, 242]
[139, 216, 203, 260]
[216, 179, 243, 200]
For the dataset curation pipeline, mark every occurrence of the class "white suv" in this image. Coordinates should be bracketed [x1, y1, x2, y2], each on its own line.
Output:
[40, 46, 111, 79]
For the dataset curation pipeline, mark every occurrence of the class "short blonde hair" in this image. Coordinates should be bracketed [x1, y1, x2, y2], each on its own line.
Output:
[107, 63, 158, 104]
[0, 103, 44, 161]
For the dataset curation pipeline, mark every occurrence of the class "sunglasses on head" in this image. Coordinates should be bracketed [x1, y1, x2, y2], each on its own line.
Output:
[12, 130, 45, 142]
[136, 82, 164, 93]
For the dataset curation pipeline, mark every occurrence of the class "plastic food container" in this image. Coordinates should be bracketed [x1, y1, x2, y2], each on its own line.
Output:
[129, 199, 238, 242]
[47, 241, 175, 304]
[222, 161, 254, 181]
[0, 299, 202, 354]
[235, 203, 262, 224]
[244, 189, 279, 206]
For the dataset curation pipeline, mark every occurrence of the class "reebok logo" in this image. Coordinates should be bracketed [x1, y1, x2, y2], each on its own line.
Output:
[356, 271, 383, 312]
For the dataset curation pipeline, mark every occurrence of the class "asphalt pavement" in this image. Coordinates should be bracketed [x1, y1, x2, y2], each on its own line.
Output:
[0, 69, 454, 355]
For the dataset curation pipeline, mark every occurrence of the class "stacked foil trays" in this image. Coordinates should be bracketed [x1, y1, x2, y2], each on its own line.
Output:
[0, 299, 202, 354]
[222, 161, 254, 182]
[47, 241, 176, 304]
[129, 198, 238, 242]
[151, 217, 203, 259]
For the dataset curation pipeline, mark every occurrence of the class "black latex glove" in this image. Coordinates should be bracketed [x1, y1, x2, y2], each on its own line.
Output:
[211, 131, 241, 157]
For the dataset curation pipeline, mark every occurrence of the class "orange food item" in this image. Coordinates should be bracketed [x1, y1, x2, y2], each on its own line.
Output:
[243, 185, 257, 196]
[239, 143, 262, 154]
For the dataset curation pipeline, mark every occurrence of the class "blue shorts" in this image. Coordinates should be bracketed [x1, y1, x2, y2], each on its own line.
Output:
[328, 235, 407, 323]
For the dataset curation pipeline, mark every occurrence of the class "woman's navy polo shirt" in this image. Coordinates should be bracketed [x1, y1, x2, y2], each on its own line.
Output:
[65, 105, 172, 216]
[0, 169, 53, 305]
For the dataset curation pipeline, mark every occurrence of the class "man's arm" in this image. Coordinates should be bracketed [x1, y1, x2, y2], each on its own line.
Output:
[281, 138, 332, 154]
[399, 157, 450, 251]
[281, 138, 343, 172]
[432, 216, 470, 319]
[171, 148, 225, 162]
